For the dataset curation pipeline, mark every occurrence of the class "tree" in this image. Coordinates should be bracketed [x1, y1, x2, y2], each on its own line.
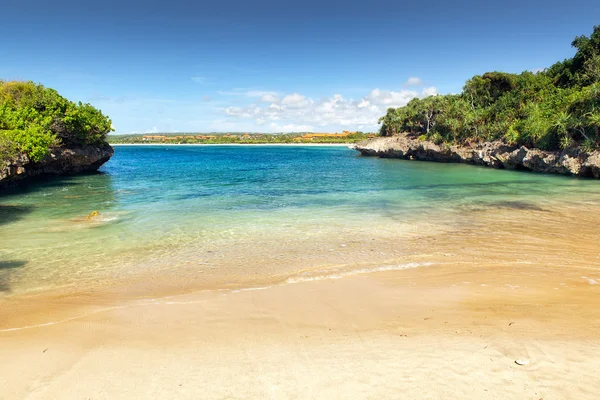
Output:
[548, 25, 600, 87]
[0, 81, 112, 163]
[375, 26, 600, 151]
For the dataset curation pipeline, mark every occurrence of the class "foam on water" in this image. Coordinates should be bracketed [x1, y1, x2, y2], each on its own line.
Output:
[285, 262, 433, 283]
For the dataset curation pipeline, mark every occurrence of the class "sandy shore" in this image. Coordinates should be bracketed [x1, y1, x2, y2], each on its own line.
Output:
[1, 202, 600, 399]
[109, 143, 354, 146]
[1, 263, 599, 399]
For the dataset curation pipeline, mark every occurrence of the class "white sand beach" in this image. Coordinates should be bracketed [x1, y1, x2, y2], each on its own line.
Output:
[2, 202, 600, 399]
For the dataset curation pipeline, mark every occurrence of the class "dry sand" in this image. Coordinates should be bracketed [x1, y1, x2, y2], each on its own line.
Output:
[1, 202, 600, 399]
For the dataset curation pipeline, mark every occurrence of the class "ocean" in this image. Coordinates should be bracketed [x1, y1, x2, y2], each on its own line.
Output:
[2, 145, 599, 297]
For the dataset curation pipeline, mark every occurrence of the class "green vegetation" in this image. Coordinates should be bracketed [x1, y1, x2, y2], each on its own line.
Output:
[108, 131, 374, 144]
[379, 26, 600, 151]
[0, 81, 112, 163]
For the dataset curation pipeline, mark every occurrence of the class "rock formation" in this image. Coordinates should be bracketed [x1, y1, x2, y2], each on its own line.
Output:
[353, 134, 600, 178]
[0, 144, 114, 189]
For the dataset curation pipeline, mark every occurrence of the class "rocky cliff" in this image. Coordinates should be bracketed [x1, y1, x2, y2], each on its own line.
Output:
[353, 135, 600, 178]
[0, 144, 114, 189]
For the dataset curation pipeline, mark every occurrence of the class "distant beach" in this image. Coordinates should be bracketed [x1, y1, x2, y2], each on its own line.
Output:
[110, 142, 354, 147]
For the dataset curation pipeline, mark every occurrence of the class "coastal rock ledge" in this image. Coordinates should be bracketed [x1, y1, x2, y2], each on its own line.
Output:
[0, 144, 114, 189]
[353, 135, 600, 178]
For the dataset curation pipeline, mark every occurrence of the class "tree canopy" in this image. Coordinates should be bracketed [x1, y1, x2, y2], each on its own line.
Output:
[379, 25, 600, 152]
[0, 81, 112, 162]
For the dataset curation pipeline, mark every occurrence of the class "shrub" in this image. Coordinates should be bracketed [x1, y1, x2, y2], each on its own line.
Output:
[0, 131, 18, 163]
[1, 128, 57, 162]
[429, 132, 444, 144]
[559, 136, 574, 149]
[0, 81, 112, 163]
[581, 138, 597, 152]
[504, 125, 521, 145]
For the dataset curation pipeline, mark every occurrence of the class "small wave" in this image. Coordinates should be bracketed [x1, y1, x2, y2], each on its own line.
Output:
[285, 262, 433, 284]
[92, 216, 120, 222]
[230, 286, 273, 293]
[0, 263, 434, 332]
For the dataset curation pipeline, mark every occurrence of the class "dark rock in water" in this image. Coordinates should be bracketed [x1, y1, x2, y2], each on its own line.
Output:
[352, 135, 600, 178]
[0, 144, 114, 189]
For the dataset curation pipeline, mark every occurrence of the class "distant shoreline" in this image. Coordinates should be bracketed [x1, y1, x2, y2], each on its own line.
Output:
[110, 143, 354, 147]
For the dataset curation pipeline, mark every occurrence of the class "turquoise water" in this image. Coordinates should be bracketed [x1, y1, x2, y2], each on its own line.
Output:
[2, 145, 600, 296]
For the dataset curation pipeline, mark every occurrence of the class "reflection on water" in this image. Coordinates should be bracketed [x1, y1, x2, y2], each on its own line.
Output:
[1, 145, 600, 297]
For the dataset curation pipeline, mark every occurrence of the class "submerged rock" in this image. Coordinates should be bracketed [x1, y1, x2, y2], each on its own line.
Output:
[0, 144, 114, 189]
[352, 135, 600, 178]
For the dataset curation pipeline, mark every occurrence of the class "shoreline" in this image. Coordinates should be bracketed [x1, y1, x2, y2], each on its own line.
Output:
[1, 260, 599, 399]
[109, 142, 354, 147]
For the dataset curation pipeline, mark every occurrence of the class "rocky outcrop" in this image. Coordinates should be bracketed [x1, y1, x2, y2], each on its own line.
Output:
[353, 134, 600, 178]
[1, 144, 114, 189]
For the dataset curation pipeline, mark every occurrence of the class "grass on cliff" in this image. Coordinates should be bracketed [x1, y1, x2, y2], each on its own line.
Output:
[0, 81, 113, 163]
[378, 25, 600, 152]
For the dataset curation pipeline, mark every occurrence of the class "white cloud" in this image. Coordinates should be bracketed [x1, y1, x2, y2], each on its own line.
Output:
[366, 88, 420, 106]
[216, 80, 437, 132]
[217, 89, 280, 102]
[225, 105, 263, 118]
[403, 77, 423, 87]
[269, 123, 314, 132]
[192, 76, 207, 84]
[259, 92, 280, 103]
[225, 106, 242, 116]
[357, 98, 371, 108]
[421, 86, 438, 97]
[281, 93, 313, 108]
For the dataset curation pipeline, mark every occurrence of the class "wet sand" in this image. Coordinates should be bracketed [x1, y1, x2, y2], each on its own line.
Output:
[1, 201, 600, 399]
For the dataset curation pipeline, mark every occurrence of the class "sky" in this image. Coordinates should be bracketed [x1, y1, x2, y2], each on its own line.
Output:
[1, 0, 600, 134]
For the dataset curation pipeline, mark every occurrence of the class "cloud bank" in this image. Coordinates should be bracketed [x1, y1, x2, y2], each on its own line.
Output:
[218, 82, 437, 132]
[103, 78, 437, 133]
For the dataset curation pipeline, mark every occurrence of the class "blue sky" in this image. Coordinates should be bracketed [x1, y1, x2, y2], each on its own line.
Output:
[1, 0, 599, 133]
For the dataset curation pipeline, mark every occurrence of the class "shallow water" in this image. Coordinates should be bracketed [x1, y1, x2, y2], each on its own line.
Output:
[2, 145, 600, 296]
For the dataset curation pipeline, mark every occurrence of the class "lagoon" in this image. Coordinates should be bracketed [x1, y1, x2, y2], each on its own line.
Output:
[2, 145, 600, 399]
[2, 145, 600, 297]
